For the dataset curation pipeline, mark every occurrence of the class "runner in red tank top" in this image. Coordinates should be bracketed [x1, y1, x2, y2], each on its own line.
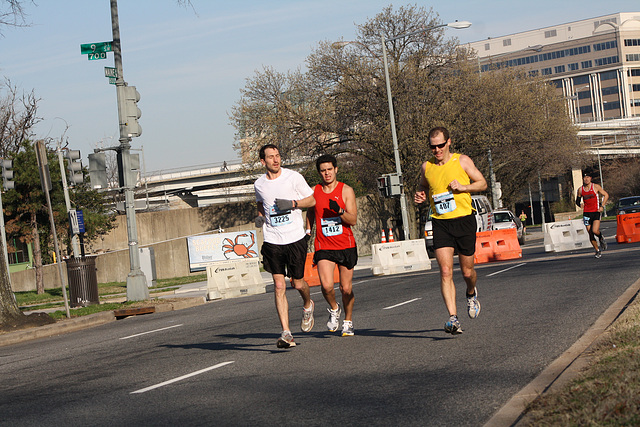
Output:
[305, 154, 358, 336]
[576, 173, 609, 258]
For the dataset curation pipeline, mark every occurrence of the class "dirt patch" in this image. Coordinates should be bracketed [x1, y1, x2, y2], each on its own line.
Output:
[0, 312, 56, 335]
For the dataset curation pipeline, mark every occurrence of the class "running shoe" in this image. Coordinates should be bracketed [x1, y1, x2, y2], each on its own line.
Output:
[341, 320, 354, 337]
[301, 300, 315, 332]
[444, 316, 463, 335]
[599, 235, 607, 251]
[595, 250, 602, 259]
[277, 330, 296, 348]
[327, 304, 341, 332]
[467, 289, 481, 319]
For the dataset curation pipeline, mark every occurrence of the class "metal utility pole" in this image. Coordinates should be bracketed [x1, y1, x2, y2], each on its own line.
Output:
[111, 0, 148, 301]
[538, 172, 546, 229]
[56, 142, 81, 258]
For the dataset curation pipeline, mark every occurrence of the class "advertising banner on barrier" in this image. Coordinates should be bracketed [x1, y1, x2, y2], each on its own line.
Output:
[187, 230, 258, 272]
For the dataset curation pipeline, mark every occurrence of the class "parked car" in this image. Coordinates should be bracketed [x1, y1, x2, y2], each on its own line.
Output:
[616, 196, 640, 215]
[424, 195, 494, 252]
[492, 209, 525, 245]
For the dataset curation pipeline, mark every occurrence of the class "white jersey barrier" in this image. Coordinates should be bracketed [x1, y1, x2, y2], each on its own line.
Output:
[371, 239, 431, 276]
[206, 258, 266, 301]
[543, 219, 590, 252]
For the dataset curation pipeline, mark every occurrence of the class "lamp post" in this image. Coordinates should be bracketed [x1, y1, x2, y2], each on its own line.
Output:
[380, 20, 471, 240]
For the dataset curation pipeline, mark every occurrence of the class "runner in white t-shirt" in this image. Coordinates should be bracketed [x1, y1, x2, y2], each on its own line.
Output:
[254, 144, 316, 349]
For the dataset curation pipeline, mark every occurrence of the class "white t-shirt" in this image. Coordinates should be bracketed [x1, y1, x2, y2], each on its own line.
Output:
[254, 168, 314, 245]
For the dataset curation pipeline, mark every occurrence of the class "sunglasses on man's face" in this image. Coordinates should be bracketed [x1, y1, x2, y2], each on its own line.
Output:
[429, 142, 447, 150]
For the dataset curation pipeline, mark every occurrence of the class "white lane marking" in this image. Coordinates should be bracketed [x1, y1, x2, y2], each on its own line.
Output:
[486, 263, 527, 277]
[120, 324, 183, 340]
[383, 298, 422, 310]
[131, 361, 235, 394]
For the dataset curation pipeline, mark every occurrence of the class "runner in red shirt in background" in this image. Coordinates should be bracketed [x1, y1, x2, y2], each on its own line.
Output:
[576, 173, 609, 258]
[306, 154, 358, 336]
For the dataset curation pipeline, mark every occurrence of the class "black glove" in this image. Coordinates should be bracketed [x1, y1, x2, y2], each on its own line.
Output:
[304, 233, 311, 244]
[329, 199, 341, 214]
[254, 216, 266, 228]
[275, 198, 294, 211]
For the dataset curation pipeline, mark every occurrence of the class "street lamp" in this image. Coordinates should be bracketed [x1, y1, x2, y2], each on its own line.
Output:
[380, 20, 471, 240]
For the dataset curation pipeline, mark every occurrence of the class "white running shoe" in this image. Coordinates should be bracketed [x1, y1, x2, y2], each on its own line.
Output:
[327, 304, 341, 332]
[467, 289, 481, 319]
[341, 320, 354, 337]
[301, 300, 314, 332]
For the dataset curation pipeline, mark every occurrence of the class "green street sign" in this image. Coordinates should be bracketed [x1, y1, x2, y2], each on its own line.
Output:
[80, 41, 113, 55]
[88, 52, 107, 61]
[104, 67, 117, 78]
[108, 77, 116, 85]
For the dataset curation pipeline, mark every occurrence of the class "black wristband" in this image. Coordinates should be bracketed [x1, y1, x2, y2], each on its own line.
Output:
[294, 200, 298, 208]
[339, 208, 345, 216]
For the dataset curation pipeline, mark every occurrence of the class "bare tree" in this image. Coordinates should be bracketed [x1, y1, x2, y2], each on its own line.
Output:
[231, 5, 581, 237]
[0, 0, 32, 35]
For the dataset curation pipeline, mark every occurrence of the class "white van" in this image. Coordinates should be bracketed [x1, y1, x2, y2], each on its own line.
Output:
[424, 195, 493, 251]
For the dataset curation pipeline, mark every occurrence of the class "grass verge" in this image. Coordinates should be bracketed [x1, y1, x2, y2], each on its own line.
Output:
[16, 274, 207, 310]
[521, 296, 640, 425]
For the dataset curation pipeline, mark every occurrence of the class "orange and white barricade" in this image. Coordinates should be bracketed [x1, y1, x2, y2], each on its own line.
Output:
[474, 229, 522, 264]
[206, 258, 265, 300]
[371, 239, 431, 276]
[616, 212, 640, 244]
[543, 219, 589, 252]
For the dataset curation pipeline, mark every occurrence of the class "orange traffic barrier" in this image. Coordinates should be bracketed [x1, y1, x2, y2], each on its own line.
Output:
[303, 252, 340, 287]
[473, 230, 494, 264]
[616, 212, 640, 243]
[474, 228, 522, 264]
[491, 228, 522, 261]
[388, 228, 395, 242]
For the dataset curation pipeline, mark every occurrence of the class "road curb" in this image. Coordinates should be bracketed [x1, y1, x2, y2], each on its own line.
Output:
[0, 296, 207, 347]
[484, 276, 640, 427]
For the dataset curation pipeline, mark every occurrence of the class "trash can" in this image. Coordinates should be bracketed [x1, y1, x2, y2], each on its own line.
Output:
[65, 256, 99, 307]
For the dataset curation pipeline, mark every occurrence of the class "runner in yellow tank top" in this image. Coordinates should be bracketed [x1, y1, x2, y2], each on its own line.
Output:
[414, 127, 488, 335]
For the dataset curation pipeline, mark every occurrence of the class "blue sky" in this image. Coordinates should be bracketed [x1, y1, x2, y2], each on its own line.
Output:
[0, 0, 636, 173]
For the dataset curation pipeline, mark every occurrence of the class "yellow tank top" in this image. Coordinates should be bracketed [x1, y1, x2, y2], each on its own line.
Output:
[424, 153, 473, 219]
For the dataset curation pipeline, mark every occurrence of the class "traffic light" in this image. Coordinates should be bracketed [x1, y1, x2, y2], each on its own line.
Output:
[116, 151, 140, 188]
[88, 152, 108, 190]
[65, 149, 83, 185]
[1, 159, 14, 190]
[122, 85, 142, 138]
[377, 176, 390, 197]
[377, 173, 403, 198]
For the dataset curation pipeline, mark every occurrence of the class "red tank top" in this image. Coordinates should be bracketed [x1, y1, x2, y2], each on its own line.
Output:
[580, 183, 600, 213]
[313, 182, 356, 250]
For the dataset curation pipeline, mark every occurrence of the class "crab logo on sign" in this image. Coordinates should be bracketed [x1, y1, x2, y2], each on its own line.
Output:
[222, 233, 257, 259]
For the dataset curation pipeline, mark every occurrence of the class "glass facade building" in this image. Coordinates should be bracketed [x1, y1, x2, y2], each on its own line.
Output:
[467, 12, 640, 124]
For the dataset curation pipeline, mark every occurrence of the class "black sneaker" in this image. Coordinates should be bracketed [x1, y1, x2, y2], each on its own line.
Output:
[599, 235, 607, 251]
[595, 250, 602, 259]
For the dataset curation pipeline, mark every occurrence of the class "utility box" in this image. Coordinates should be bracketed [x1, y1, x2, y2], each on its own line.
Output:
[65, 256, 99, 307]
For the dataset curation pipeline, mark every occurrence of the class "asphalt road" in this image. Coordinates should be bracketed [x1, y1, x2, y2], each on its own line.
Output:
[1, 222, 638, 426]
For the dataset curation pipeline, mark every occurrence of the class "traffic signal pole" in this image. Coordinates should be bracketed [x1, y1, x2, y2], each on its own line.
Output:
[56, 142, 81, 258]
[111, 0, 148, 301]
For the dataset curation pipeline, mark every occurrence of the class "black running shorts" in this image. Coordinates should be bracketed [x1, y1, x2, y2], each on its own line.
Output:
[583, 211, 601, 227]
[313, 247, 358, 270]
[261, 237, 308, 279]
[432, 214, 477, 256]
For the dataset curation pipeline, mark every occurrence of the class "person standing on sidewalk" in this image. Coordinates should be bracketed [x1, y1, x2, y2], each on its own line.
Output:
[414, 127, 487, 335]
[576, 173, 609, 258]
[254, 144, 316, 348]
[305, 154, 358, 337]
